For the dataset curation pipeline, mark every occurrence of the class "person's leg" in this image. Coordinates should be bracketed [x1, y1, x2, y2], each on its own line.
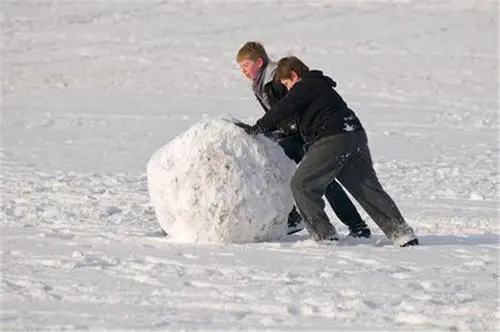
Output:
[278, 133, 368, 237]
[290, 135, 355, 240]
[324, 181, 371, 237]
[336, 131, 418, 246]
[276, 134, 306, 234]
[277, 134, 304, 163]
[285, 206, 303, 235]
[277, 134, 368, 237]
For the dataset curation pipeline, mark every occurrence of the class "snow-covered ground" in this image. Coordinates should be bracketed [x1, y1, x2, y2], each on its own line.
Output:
[2, 0, 499, 330]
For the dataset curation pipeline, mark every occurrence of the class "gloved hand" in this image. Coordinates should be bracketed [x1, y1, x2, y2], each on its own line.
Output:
[245, 124, 263, 135]
[234, 121, 263, 135]
[233, 121, 253, 131]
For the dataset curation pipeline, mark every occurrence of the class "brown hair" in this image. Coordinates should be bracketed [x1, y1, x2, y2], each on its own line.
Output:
[274, 56, 310, 81]
[236, 41, 270, 64]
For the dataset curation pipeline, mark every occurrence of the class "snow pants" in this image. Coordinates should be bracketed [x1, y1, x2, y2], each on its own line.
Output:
[290, 130, 415, 242]
[276, 134, 365, 230]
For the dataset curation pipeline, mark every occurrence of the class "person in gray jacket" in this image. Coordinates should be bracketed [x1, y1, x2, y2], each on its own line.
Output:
[242, 55, 419, 247]
[236, 41, 371, 238]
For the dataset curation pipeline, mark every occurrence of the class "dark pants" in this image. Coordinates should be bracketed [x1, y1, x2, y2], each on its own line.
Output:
[277, 134, 364, 230]
[290, 131, 415, 241]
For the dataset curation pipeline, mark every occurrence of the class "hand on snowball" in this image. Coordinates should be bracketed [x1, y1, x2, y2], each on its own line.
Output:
[234, 121, 252, 131]
[234, 121, 264, 136]
[245, 124, 263, 135]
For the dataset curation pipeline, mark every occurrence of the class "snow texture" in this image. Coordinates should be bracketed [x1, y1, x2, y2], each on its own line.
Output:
[147, 118, 295, 243]
[2, 0, 498, 330]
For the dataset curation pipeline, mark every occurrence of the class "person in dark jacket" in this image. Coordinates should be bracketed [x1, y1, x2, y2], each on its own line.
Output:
[236, 41, 371, 238]
[243, 55, 419, 247]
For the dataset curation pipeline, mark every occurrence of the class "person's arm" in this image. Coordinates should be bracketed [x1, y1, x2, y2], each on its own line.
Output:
[255, 96, 269, 113]
[267, 81, 288, 107]
[254, 81, 287, 113]
[256, 82, 311, 131]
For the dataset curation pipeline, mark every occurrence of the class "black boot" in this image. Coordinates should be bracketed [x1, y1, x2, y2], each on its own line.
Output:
[287, 206, 305, 235]
[348, 222, 372, 238]
[401, 238, 419, 247]
[307, 215, 339, 241]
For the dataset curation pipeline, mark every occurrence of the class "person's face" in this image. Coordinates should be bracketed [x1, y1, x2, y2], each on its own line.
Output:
[238, 57, 263, 81]
[280, 71, 300, 91]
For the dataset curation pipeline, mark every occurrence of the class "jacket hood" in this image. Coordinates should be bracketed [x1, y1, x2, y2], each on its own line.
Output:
[252, 61, 278, 111]
[254, 61, 278, 87]
[305, 70, 337, 88]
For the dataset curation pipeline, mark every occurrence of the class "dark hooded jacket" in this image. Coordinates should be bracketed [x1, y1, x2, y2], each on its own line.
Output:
[256, 70, 364, 144]
[252, 61, 298, 136]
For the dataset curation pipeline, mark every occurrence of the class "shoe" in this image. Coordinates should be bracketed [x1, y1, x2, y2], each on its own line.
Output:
[348, 222, 372, 238]
[326, 233, 340, 241]
[312, 222, 339, 242]
[306, 214, 339, 241]
[392, 226, 418, 247]
[287, 220, 305, 235]
[401, 238, 419, 247]
[316, 236, 340, 244]
[314, 231, 340, 242]
[287, 207, 305, 235]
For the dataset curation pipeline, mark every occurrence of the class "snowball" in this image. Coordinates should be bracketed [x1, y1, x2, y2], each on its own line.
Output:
[146, 118, 296, 244]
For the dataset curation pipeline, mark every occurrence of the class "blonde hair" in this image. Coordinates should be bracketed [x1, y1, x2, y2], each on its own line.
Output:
[236, 41, 270, 64]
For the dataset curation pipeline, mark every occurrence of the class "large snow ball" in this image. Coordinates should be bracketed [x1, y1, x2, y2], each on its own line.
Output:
[147, 118, 296, 243]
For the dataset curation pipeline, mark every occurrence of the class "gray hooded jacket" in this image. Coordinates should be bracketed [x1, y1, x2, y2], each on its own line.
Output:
[252, 61, 279, 111]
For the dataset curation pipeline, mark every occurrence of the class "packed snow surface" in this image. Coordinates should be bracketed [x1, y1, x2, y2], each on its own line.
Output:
[2, 0, 498, 330]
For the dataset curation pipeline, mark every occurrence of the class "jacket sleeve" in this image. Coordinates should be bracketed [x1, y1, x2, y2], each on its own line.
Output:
[255, 81, 288, 114]
[267, 81, 288, 107]
[256, 83, 311, 131]
[255, 96, 269, 113]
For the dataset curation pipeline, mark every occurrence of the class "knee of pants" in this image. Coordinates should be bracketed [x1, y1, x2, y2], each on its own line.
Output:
[290, 171, 306, 195]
